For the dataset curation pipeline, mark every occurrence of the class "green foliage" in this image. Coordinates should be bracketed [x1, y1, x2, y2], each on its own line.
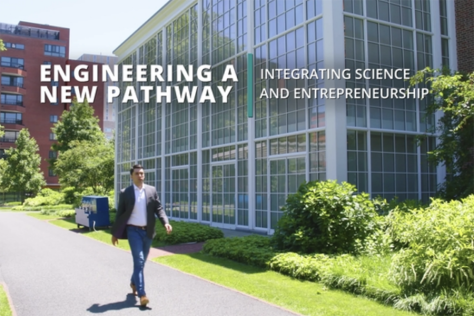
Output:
[13, 204, 73, 211]
[354, 215, 394, 256]
[4, 201, 21, 206]
[0, 39, 5, 51]
[23, 188, 64, 207]
[203, 235, 275, 267]
[54, 139, 114, 194]
[389, 196, 474, 294]
[1, 129, 45, 198]
[61, 187, 77, 204]
[154, 220, 224, 245]
[63, 186, 112, 208]
[272, 180, 378, 254]
[203, 236, 400, 304]
[410, 69, 474, 200]
[39, 209, 75, 217]
[51, 100, 103, 155]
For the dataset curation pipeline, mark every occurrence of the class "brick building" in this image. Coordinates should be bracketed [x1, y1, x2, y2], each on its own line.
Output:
[455, 0, 474, 73]
[0, 21, 104, 188]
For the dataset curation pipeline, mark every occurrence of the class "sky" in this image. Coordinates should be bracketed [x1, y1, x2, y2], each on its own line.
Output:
[0, 0, 170, 59]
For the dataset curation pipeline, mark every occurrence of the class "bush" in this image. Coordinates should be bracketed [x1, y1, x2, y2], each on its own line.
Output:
[154, 220, 224, 245]
[16, 204, 73, 211]
[389, 195, 474, 294]
[203, 236, 400, 304]
[39, 209, 75, 217]
[23, 189, 65, 207]
[203, 235, 275, 267]
[272, 180, 378, 254]
[4, 201, 22, 206]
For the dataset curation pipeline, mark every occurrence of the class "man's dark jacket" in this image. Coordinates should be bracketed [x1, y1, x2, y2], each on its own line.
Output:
[111, 184, 169, 240]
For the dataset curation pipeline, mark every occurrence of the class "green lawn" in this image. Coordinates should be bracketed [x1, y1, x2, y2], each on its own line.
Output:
[0, 284, 12, 316]
[28, 214, 416, 316]
[154, 253, 416, 316]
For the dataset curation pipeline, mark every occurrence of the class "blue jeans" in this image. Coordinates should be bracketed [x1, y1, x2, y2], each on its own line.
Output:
[127, 226, 152, 297]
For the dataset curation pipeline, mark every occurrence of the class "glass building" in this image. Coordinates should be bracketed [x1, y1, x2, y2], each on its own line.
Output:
[114, 0, 457, 234]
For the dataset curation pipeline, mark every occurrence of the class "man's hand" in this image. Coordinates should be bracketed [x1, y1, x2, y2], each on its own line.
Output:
[164, 224, 172, 235]
[111, 236, 119, 246]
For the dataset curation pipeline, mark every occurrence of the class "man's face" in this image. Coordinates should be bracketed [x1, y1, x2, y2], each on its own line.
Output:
[131, 168, 145, 187]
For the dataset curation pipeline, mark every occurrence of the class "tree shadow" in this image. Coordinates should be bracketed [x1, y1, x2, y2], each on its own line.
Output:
[86, 293, 151, 313]
[165, 252, 269, 275]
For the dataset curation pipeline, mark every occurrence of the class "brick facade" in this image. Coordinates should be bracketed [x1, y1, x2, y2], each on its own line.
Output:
[455, 0, 474, 73]
[0, 21, 104, 188]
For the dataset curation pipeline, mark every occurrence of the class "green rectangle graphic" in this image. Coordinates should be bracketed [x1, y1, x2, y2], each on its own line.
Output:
[247, 53, 253, 118]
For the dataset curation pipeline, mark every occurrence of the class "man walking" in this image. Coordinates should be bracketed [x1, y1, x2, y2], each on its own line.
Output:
[111, 164, 172, 306]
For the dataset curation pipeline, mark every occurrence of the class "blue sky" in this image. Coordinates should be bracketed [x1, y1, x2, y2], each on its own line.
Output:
[0, 0, 169, 59]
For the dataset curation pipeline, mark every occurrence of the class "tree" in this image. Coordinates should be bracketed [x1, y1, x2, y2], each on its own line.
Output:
[0, 125, 4, 192]
[0, 39, 5, 51]
[54, 138, 114, 194]
[1, 129, 45, 200]
[51, 99, 103, 170]
[410, 69, 474, 200]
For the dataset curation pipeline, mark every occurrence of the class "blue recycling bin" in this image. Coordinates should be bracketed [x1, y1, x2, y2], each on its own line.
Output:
[75, 196, 110, 231]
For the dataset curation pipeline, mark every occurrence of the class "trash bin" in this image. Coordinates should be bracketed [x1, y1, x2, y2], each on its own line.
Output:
[75, 196, 110, 231]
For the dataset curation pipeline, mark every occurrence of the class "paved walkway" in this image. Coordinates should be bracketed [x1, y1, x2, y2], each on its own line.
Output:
[0, 212, 296, 316]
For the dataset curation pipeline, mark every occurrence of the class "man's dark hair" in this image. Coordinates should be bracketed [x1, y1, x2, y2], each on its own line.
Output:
[130, 164, 144, 175]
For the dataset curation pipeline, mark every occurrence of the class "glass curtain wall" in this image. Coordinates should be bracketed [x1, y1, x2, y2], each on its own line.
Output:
[344, 0, 441, 202]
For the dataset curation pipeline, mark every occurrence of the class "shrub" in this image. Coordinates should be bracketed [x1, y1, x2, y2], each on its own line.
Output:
[55, 210, 76, 218]
[354, 215, 394, 256]
[389, 195, 474, 294]
[23, 188, 65, 207]
[154, 220, 224, 245]
[203, 235, 274, 267]
[39, 209, 75, 217]
[4, 201, 22, 206]
[272, 180, 378, 254]
[19, 204, 73, 211]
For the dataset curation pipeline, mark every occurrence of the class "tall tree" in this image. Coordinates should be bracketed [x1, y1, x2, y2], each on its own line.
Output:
[51, 100, 103, 153]
[0, 39, 5, 51]
[411, 69, 474, 200]
[54, 138, 114, 194]
[51, 100, 103, 169]
[0, 124, 5, 192]
[1, 129, 45, 200]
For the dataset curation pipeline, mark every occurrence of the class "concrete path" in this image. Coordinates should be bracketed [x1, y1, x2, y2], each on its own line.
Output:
[0, 212, 298, 316]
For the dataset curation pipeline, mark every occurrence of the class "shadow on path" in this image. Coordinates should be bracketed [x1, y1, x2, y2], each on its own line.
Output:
[86, 294, 151, 313]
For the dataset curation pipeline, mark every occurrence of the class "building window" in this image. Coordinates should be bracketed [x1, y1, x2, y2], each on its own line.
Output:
[49, 133, 57, 140]
[0, 112, 22, 124]
[0, 57, 24, 69]
[44, 44, 66, 58]
[1, 130, 19, 143]
[4, 42, 25, 50]
[49, 151, 57, 159]
[48, 169, 56, 177]
[50, 115, 58, 123]
[1, 75, 24, 88]
[1, 93, 23, 105]
[367, 0, 413, 27]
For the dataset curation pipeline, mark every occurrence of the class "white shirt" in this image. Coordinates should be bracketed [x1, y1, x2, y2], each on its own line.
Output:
[127, 184, 147, 226]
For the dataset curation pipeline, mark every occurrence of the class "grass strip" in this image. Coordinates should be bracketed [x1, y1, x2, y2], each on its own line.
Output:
[154, 253, 416, 316]
[0, 284, 13, 316]
[33, 215, 166, 250]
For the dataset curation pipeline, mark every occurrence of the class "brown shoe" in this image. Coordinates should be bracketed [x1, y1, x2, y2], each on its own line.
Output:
[140, 295, 149, 306]
[130, 283, 137, 296]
